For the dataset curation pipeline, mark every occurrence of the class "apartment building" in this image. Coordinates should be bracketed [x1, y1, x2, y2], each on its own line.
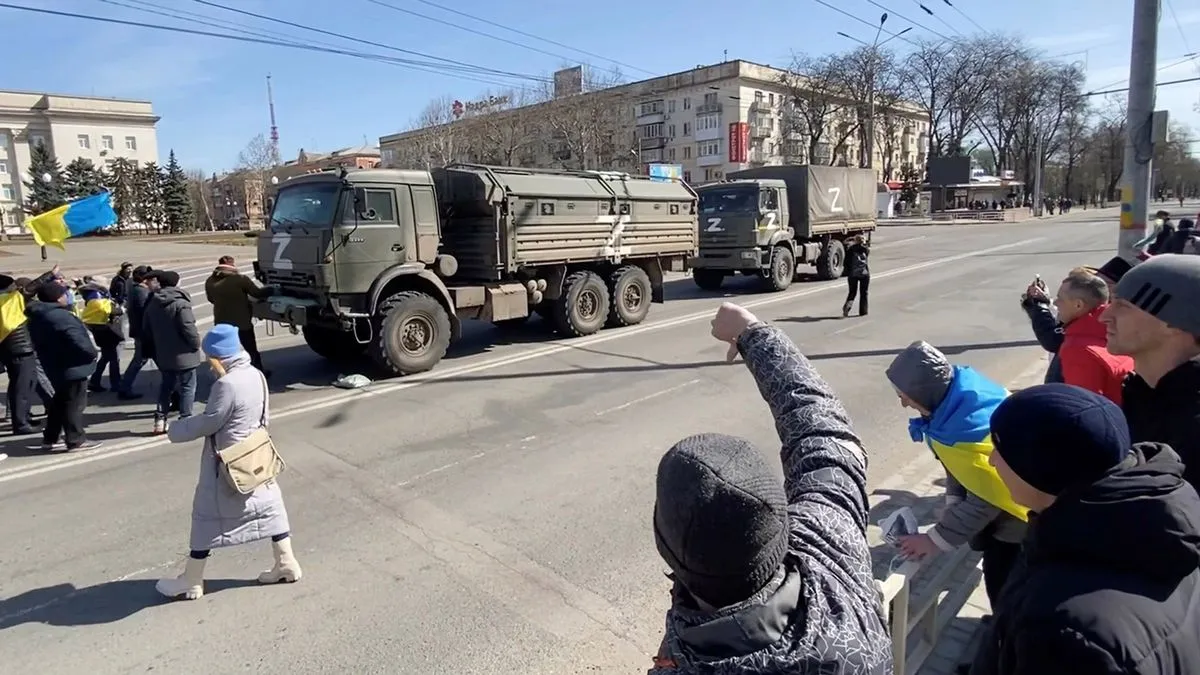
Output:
[379, 60, 929, 185]
[0, 90, 160, 230]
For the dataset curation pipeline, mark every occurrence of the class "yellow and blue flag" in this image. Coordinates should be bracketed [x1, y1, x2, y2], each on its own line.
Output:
[27, 191, 117, 250]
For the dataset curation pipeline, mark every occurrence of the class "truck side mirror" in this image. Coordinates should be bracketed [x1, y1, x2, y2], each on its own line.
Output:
[353, 187, 367, 214]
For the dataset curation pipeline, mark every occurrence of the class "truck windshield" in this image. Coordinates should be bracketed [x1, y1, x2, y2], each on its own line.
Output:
[269, 183, 341, 230]
[699, 188, 758, 215]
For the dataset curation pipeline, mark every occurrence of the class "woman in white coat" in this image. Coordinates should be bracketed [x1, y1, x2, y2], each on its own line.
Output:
[156, 323, 302, 600]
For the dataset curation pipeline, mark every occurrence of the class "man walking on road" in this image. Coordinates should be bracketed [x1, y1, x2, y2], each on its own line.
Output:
[24, 283, 101, 453]
[142, 270, 203, 435]
[117, 265, 154, 400]
[205, 256, 272, 376]
[1101, 254, 1200, 488]
[648, 303, 891, 674]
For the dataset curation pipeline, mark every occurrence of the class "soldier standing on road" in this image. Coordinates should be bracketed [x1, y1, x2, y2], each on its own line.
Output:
[142, 270, 203, 435]
[205, 256, 272, 376]
[116, 265, 154, 400]
[24, 282, 101, 453]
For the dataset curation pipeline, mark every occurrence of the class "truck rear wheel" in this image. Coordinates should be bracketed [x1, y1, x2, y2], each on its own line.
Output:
[762, 245, 795, 292]
[303, 326, 363, 362]
[606, 265, 652, 327]
[816, 239, 846, 280]
[553, 270, 609, 337]
[692, 268, 725, 291]
[371, 290, 452, 376]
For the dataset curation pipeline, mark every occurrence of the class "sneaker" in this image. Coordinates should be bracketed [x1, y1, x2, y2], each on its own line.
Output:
[842, 302, 852, 318]
[153, 417, 168, 435]
[67, 440, 103, 452]
[0, 452, 7, 462]
[39, 441, 67, 453]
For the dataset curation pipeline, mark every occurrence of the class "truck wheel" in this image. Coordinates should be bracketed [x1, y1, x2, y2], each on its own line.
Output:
[302, 326, 362, 362]
[606, 265, 653, 327]
[762, 245, 795, 292]
[371, 290, 452, 376]
[553, 270, 609, 337]
[692, 268, 725, 291]
[816, 239, 846, 280]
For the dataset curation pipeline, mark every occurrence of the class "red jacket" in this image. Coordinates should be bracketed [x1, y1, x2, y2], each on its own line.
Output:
[1059, 304, 1134, 405]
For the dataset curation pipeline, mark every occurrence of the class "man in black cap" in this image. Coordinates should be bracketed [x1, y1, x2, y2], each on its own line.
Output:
[649, 302, 890, 673]
[24, 283, 101, 452]
[1100, 254, 1200, 487]
[971, 383, 1200, 675]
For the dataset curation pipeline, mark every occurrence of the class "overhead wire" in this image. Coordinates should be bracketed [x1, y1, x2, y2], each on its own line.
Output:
[910, 0, 962, 36]
[808, 0, 922, 47]
[1085, 76, 1200, 97]
[938, 0, 986, 33]
[1163, 0, 1200, 79]
[861, 0, 956, 41]
[1088, 53, 1200, 93]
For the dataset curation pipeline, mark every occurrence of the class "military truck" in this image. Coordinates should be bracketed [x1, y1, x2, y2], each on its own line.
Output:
[690, 165, 877, 291]
[250, 164, 697, 376]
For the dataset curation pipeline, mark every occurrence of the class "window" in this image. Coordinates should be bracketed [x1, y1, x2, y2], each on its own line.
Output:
[754, 91, 764, 103]
[703, 92, 718, 106]
[102, 135, 114, 150]
[698, 140, 720, 157]
[683, 146, 691, 159]
[358, 189, 396, 222]
[769, 93, 775, 106]
[683, 97, 691, 110]
[1, 185, 12, 201]
[0, 160, 7, 175]
[683, 170, 692, 183]
[696, 113, 720, 131]
[641, 123, 663, 139]
[668, 100, 676, 113]
[30, 134, 45, 148]
[704, 169, 714, 182]
[668, 124, 676, 138]
[668, 148, 676, 161]
[77, 134, 90, 149]
[0, 135, 7, 148]
[382, 148, 396, 164]
[683, 122, 691, 136]
[638, 100, 663, 116]
[125, 136, 137, 151]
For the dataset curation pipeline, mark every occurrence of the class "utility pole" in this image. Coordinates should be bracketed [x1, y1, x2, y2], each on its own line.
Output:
[1118, 0, 1160, 261]
[864, 13, 888, 172]
[1033, 132, 1044, 216]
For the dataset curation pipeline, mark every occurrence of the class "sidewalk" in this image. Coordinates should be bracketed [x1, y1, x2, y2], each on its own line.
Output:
[866, 353, 1050, 675]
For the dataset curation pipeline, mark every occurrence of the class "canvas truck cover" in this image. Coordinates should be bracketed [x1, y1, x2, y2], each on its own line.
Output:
[433, 164, 697, 281]
[729, 165, 876, 236]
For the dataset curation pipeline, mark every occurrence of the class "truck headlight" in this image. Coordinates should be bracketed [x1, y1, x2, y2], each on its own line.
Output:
[741, 251, 758, 260]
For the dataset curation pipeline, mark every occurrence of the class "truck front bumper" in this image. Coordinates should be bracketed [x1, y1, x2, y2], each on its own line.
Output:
[691, 248, 768, 270]
[251, 295, 323, 326]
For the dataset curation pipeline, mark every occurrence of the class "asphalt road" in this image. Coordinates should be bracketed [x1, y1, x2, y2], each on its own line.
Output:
[0, 206, 1143, 673]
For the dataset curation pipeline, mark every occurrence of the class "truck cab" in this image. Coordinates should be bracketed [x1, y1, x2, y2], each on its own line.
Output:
[692, 178, 797, 291]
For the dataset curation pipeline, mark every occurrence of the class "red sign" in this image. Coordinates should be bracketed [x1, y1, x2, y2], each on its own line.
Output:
[729, 122, 749, 163]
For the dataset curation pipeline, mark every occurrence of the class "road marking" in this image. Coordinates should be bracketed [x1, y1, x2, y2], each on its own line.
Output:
[595, 379, 701, 416]
[881, 235, 927, 247]
[395, 451, 487, 488]
[0, 558, 179, 625]
[0, 236, 1045, 483]
[831, 320, 871, 335]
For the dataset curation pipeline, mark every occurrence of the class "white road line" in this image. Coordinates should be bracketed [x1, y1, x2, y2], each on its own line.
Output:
[394, 452, 487, 488]
[594, 379, 701, 416]
[880, 235, 927, 247]
[0, 236, 1044, 483]
[0, 558, 179, 625]
[831, 320, 871, 335]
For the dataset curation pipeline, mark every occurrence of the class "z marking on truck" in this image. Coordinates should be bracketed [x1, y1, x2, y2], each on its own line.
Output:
[272, 231, 294, 271]
[600, 214, 632, 257]
[705, 217, 724, 232]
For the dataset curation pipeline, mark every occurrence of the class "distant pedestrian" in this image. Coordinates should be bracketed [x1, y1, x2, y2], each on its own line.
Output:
[116, 265, 154, 400]
[109, 262, 133, 306]
[80, 276, 125, 393]
[973, 384, 1200, 675]
[156, 324, 301, 601]
[205, 256, 272, 376]
[24, 282, 101, 453]
[142, 270, 203, 435]
[842, 234, 870, 317]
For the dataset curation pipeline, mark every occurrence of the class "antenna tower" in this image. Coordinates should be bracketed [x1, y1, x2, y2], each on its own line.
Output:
[266, 74, 280, 164]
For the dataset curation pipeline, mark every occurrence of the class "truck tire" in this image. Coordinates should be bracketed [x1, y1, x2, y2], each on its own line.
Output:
[692, 268, 725, 291]
[302, 326, 362, 362]
[371, 290, 452, 376]
[762, 245, 795, 292]
[606, 265, 653, 327]
[816, 238, 846, 280]
[552, 270, 609, 337]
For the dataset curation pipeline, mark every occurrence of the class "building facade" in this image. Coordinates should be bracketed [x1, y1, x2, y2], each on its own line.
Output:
[378, 60, 929, 185]
[0, 90, 160, 231]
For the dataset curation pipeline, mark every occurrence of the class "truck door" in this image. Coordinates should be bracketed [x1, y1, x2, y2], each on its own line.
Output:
[336, 186, 409, 292]
[757, 187, 782, 245]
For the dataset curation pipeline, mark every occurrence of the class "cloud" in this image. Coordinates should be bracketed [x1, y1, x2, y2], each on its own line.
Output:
[1029, 30, 1111, 49]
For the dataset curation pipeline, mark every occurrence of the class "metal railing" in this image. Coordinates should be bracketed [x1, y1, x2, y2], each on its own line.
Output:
[878, 546, 982, 675]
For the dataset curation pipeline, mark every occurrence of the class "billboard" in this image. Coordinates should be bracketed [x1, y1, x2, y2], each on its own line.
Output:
[926, 156, 972, 186]
[553, 66, 584, 98]
[728, 122, 749, 163]
[648, 164, 683, 182]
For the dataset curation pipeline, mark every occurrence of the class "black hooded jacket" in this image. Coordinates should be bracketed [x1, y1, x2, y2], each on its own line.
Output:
[25, 301, 97, 384]
[1123, 359, 1200, 489]
[972, 444, 1200, 675]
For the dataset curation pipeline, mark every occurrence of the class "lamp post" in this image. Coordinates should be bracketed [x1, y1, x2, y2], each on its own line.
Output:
[37, 172, 54, 260]
[839, 21, 912, 172]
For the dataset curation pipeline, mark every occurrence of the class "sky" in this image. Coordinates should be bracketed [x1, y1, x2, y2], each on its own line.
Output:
[5, 0, 1199, 173]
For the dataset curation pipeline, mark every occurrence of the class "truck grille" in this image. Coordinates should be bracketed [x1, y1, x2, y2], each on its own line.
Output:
[264, 269, 315, 287]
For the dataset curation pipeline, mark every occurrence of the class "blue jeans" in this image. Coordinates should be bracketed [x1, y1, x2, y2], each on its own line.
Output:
[156, 368, 197, 419]
[119, 338, 149, 395]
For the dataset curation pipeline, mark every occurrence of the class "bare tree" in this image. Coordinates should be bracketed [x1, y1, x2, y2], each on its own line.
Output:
[830, 45, 905, 169]
[236, 133, 278, 172]
[473, 88, 543, 166]
[779, 53, 857, 165]
[185, 168, 215, 231]
[538, 68, 635, 171]
[1010, 62, 1087, 195]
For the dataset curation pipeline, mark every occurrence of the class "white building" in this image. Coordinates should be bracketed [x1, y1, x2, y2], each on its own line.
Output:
[379, 60, 930, 186]
[0, 90, 160, 230]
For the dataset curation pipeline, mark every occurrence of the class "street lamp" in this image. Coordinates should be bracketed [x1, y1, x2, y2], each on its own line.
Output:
[865, 13, 888, 172]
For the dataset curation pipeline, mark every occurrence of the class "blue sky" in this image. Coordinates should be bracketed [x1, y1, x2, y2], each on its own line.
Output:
[6, 0, 1199, 172]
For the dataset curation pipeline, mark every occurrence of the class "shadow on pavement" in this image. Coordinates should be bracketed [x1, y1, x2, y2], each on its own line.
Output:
[0, 577, 259, 629]
[805, 339, 1040, 363]
[777, 315, 844, 324]
[973, 247, 1113, 258]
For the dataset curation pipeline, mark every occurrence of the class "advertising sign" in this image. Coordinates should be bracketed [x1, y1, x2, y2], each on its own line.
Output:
[648, 164, 683, 182]
[452, 94, 511, 119]
[728, 122, 749, 163]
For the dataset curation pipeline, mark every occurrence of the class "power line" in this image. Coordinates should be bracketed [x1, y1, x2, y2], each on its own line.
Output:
[410, 0, 653, 76]
[938, 0, 986, 33]
[863, 0, 955, 41]
[1089, 53, 1199, 93]
[1084, 75, 1200, 97]
[910, 0, 962, 36]
[808, 0, 922, 47]
[1164, 0, 1200, 79]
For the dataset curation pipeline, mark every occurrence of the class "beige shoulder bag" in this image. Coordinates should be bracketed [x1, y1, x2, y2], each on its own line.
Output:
[215, 373, 285, 494]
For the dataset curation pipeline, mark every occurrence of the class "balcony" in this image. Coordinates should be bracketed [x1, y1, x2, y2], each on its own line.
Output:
[748, 149, 768, 164]
[639, 137, 666, 150]
[636, 100, 665, 125]
[749, 124, 772, 138]
[749, 100, 772, 112]
[695, 102, 722, 115]
[697, 154, 724, 167]
[695, 125, 722, 142]
[636, 111, 665, 125]
[640, 149, 664, 164]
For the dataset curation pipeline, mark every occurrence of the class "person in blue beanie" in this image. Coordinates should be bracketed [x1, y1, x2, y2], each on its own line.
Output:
[971, 383, 1200, 675]
[156, 323, 300, 601]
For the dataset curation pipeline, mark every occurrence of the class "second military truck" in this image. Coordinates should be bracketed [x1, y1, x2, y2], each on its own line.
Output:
[690, 165, 877, 291]
[251, 164, 697, 376]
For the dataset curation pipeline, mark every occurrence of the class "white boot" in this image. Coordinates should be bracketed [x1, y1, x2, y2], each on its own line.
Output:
[156, 557, 206, 600]
[258, 537, 302, 584]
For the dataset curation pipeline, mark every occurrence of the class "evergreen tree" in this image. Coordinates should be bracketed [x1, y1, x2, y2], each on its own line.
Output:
[134, 162, 165, 232]
[102, 158, 138, 229]
[162, 150, 194, 233]
[62, 158, 104, 200]
[21, 143, 66, 215]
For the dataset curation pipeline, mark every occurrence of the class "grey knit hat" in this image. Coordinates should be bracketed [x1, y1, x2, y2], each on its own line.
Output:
[1115, 254, 1200, 337]
[886, 341, 954, 412]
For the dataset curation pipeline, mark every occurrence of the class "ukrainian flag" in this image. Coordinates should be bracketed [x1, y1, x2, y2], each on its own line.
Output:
[27, 191, 117, 250]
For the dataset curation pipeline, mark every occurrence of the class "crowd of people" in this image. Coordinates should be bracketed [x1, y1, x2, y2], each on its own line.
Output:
[0, 256, 271, 459]
[649, 251, 1200, 674]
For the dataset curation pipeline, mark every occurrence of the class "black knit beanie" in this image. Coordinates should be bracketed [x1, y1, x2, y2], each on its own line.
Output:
[653, 433, 789, 608]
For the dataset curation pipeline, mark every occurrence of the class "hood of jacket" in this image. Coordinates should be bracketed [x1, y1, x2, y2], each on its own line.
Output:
[909, 366, 1008, 447]
[151, 286, 192, 310]
[211, 264, 238, 278]
[215, 350, 252, 373]
[1063, 304, 1108, 343]
[1024, 443, 1200, 581]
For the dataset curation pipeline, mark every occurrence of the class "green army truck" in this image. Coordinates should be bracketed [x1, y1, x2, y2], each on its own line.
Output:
[251, 164, 697, 376]
[690, 165, 877, 291]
